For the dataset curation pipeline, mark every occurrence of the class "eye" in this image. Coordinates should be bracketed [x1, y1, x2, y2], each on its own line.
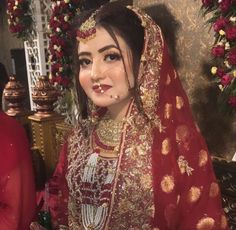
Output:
[78, 58, 91, 68]
[104, 53, 121, 62]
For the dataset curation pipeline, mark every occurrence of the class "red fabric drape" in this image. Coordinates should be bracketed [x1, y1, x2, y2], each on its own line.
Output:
[0, 111, 36, 230]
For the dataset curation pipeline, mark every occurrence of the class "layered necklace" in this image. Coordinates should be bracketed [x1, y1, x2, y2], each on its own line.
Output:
[80, 115, 125, 230]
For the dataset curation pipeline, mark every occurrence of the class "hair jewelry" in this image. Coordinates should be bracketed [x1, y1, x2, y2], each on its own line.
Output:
[77, 11, 97, 43]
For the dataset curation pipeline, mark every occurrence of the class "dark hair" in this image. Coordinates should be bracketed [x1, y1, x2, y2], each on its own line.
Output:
[73, 2, 144, 119]
[0, 62, 9, 109]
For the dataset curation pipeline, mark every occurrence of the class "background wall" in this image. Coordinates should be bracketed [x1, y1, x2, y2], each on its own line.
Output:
[134, 0, 236, 160]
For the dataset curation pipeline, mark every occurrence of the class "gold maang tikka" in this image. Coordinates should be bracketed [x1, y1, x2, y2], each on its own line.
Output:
[76, 11, 97, 43]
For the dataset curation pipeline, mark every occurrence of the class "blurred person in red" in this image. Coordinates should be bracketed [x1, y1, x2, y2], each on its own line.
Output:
[0, 62, 36, 230]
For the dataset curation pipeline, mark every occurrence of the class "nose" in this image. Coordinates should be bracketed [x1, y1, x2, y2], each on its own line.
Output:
[91, 60, 102, 81]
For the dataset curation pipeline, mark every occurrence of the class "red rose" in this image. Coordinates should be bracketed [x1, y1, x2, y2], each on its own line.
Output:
[61, 78, 71, 88]
[216, 68, 225, 78]
[220, 0, 232, 12]
[213, 17, 229, 32]
[228, 96, 236, 107]
[221, 74, 233, 86]
[211, 45, 225, 57]
[227, 48, 236, 65]
[226, 26, 236, 40]
[202, 0, 213, 7]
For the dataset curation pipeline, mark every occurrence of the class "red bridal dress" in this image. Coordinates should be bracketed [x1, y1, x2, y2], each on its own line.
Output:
[39, 6, 229, 230]
[0, 111, 36, 230]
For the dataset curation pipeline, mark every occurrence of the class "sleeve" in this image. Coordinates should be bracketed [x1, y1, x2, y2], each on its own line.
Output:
[37, 141, 69, 229]
[152, 43, 229, 230]
[0, 121, 36, 230]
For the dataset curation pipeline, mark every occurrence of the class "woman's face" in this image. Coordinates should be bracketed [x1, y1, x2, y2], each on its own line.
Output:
[78, 27, 134, 113]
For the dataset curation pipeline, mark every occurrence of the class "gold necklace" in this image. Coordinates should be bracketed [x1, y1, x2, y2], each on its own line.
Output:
[95, 116, 125, 147]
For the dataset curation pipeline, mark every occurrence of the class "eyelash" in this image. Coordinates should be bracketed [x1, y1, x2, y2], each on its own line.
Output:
[78, 52, 121, 68]
[78, 58, 91, 68]
[104, 53, 121, 62]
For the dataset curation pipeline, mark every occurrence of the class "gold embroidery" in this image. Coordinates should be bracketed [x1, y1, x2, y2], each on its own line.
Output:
[177, 155, 194, 176]
[166, 74, 171, 85]
[220, 215, 228, 229]
[209, 182, 219, 198]
[147, 204, 155, 218]
[173, 70, 177, 79]
[164, 103, 173, 119]
[140, 174, 152, 189]
[161, 138, 171, 155]
[195, 122, 201, 133]
[187, 186, 201, 203]
[176, 96, 184, 109]
[176, 125, 189, 143]
[196, 217, 215, 230]
[161, 175, 175, 193]
[199, 150, 208, 167]
[177, 195, 180, 204]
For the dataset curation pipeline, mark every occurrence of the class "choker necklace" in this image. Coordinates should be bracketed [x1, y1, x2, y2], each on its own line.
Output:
[95, 116, 125, 148]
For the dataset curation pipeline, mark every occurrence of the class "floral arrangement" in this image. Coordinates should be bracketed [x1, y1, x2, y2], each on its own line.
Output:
[6, 0, 32, 40]
[48, 0, 81, 89]
[48, 0, 110, 89]
[201, 0, 236, 112]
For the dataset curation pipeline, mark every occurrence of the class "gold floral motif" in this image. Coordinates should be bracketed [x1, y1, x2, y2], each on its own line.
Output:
[177, 155, 194, 176]
[161, 138, 171, 155]
[220, 215, 228, 229]
[176, 96, 184, 109]
[176, 125, 189, 143]
[199, 150, 208, 167]
[196, 217, 215, 230]
[118, 199, 135, 214]
[166, 74, 171, 85]
[140, 86, 157, 110]
[161, 175, 175, 193]
[195, 122, 201, 133]
[147, 204, 155, 218]
[140, 174, 152, 189]
[187, 186, 201, 203]
[164, 103, 173, 119]
[209, 182, 219, 198]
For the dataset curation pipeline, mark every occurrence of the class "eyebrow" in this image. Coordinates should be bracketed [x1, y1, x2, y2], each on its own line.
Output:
[78, 44, 119, 57]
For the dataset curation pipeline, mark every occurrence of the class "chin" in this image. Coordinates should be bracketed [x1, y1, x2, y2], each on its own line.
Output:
[90, 98, 113, 108]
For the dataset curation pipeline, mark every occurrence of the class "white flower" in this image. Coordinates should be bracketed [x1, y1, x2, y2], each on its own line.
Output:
[218, 84, 224, 91]
[232, 70, 236, 77]
[219, 29, 225, 36]
[56, 27, 61, 32]
[225, 42, 230, 50]
[64, 15, 69, 22]
[15, 1, 18, 6]
[230, 17, 236, 22]
[211, 66, 217, 75]
[224, 60, 231, 69]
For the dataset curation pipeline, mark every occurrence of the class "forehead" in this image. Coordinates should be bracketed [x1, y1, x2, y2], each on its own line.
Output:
[78, 27, 129, 53]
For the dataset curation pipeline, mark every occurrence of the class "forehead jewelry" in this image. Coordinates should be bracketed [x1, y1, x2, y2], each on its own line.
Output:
[76, 11, 97, 43]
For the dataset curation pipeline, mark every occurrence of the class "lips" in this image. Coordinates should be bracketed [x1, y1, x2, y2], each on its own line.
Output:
[92, 84, 112, 93]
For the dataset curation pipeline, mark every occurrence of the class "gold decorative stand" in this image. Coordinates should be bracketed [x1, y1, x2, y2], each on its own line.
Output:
[29, 75, 64, 177]
[28, 114, 65, 177]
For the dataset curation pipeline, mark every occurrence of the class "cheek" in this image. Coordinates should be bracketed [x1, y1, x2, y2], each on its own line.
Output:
[78, 72, 91, 92]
